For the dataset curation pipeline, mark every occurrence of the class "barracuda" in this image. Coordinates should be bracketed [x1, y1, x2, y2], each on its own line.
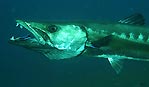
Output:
[9, 13, 149, 74]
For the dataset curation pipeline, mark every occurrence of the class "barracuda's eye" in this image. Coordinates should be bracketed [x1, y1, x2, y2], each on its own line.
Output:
[47, 25, 58, 33]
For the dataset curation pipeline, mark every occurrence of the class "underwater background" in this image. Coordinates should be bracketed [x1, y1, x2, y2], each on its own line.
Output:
[0, 0, 149, 87]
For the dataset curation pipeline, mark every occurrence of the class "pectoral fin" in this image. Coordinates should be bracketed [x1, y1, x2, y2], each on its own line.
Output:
[91, 35, 113, 48]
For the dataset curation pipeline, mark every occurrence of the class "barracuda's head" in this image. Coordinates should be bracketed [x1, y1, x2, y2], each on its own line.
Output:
[9, 20, 87, 59]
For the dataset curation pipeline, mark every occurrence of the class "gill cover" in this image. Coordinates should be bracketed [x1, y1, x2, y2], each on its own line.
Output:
[42, 24, 88, 59]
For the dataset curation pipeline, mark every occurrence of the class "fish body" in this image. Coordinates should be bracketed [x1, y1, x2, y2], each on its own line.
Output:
[9, 13, 149, 73]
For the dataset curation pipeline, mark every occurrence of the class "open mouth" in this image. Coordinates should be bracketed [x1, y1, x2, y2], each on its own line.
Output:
[9, 20, 49, 45]
[10, 20, 41, 40]
[10, 21, 31, 41]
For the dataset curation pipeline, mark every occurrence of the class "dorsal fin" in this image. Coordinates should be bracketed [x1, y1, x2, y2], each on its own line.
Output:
[118, 13, 145, 25]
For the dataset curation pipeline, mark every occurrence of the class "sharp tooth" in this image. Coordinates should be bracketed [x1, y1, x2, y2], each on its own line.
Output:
[20, 25, 23, 29]
[10, 36, 15, 40]
[16, 23, 19, 27]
